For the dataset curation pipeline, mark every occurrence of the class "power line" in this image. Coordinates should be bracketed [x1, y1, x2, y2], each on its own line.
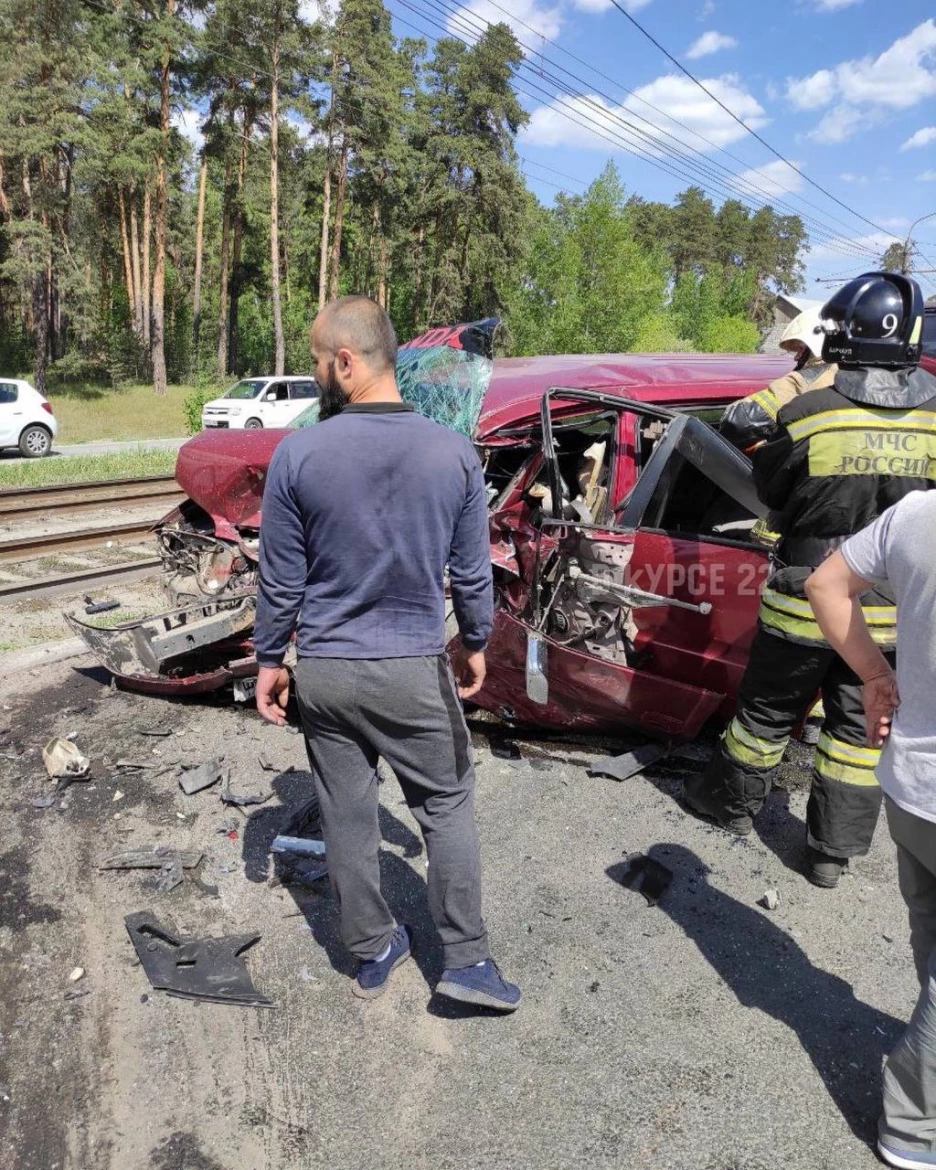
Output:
[448, 0, 883, 252]
[605, 0, 895, 240]
[399, 0, 882, 261]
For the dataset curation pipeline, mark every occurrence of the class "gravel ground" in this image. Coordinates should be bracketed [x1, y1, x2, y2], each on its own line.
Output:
[0, 656, 913, 1170]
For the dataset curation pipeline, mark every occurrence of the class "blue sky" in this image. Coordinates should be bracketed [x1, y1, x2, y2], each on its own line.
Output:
[384, 0, 936, 297]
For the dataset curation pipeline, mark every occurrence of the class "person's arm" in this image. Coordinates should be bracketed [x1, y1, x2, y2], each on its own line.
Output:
[751, 423, 795, 509]
[448, 446, 494, 700]
[805, 513, 899, 746]
[254, 442, 307, 725]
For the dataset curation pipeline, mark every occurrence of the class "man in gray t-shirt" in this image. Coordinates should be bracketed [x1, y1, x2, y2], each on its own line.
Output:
[806, 490, 936, 1170]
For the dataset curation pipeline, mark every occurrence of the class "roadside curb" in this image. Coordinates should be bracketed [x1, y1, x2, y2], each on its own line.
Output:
[3, 637, 90, 674]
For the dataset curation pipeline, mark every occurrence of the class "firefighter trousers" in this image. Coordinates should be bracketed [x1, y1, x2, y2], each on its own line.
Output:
[694, 625, 890, 858]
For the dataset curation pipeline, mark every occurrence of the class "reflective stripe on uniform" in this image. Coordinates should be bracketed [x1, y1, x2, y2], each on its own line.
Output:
[751, 388, 781, 420]
[724, 717, 788, 770]
[758, 587, 896, 646]
[815, 731, 880, 787]
[786, 407, 936, 444]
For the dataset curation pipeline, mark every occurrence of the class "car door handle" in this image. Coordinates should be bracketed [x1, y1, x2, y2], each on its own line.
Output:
[569, 567, 713, 615]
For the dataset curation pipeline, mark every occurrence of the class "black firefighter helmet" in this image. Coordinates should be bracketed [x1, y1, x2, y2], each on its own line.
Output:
[820, 272, 924, 368]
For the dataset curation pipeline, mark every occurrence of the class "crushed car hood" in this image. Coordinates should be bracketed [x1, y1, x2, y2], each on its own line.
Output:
[175, 428, 286, 529]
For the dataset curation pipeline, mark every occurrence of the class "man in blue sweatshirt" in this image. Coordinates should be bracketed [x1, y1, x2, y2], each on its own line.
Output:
[253, 295, 520, 1011]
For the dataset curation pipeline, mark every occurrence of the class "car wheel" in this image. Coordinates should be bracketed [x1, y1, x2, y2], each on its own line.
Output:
[244, 417, 263, 429]
[19, 424, 52, 458]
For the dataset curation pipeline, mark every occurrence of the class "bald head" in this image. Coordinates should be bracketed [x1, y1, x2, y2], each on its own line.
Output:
[313, 296, 398, 373]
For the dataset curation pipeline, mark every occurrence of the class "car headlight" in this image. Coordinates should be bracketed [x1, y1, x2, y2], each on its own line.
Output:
[227, 406, 242, 415]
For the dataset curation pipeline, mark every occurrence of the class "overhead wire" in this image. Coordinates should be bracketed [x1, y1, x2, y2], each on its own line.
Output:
[442, 0, 883, 252]
[605, 0, 896, 239]
[398, 0, 882, 261]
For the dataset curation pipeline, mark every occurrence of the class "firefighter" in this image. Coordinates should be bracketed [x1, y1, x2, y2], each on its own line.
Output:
[684, 272, 936, 889]
[721, 305, 838, 549]
[721, 305, 837, 452]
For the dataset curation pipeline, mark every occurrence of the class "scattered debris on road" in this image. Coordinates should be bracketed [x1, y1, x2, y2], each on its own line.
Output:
[587, 742, 669, 782]
[68, 966, 85, 983]
[83, 597, 121, 615]
[221, 769, 272, 807]
[41, 736, 89, 779]
[177, 757, 226, 796]
[760, 888, 781, 911]
[613, 854, 673, 907]
[100, 846, 203, 871]
[124, 911, 274, 1007]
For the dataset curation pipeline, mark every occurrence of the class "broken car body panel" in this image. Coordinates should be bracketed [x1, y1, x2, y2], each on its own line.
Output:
[69, 325, 796, 737]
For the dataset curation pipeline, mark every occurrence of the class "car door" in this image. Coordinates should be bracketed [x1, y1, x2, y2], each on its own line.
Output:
[282, 380, 319, 423]
[467, 393, 769, 738]
[615, 413, 769, 716]
[257, 381, 294, 427]
[0, 382, 20, 446]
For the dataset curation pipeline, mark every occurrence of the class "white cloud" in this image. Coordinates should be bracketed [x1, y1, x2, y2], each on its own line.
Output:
[172, 107, 204, 152]
[902, 126, 936, 151]
[699, 0, 716, 17]
[567, 0, 652, 11]
[447, 0, 563, 45]
[520, 72, 768, 156]
[920, 170, 936, 181]
[812, 0, 862, 10]
[732, 159, 803, 201]
[788, 20, 936, 141]
[809, 103, 865, 144]
[839, 171, 869, 184]
[787, 68, 836, 111]
[686, 31, 738, 60]
[881, 217, 911, 230]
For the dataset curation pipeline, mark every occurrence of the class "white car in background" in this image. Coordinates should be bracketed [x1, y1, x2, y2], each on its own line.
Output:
[201, 376, 320, 430]
[0, 378, 58, 457]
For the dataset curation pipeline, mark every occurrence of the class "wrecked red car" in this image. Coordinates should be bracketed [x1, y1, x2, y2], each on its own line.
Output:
[68, 323, 802, 738]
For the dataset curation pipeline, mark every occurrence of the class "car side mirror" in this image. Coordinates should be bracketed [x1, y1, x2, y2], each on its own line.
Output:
[525, 631, 549, 705]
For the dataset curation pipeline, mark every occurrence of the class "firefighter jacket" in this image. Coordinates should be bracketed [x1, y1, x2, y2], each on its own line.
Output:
[720, 361, 838, 453]
[751, 364, 936, 648]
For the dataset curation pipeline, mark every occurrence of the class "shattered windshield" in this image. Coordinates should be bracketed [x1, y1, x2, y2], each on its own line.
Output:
[224, 379, 266, 400]
[396, 347, 493, 438]
[288, 332, 495, 437]
[290, 401, 321, 429]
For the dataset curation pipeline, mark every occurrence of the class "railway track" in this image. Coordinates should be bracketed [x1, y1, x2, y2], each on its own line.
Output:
[0, 475, 179, 602]
[0, 475, 183, 520]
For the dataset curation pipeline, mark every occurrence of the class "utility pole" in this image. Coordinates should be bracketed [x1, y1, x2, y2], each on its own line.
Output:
[902, 211, 936, 275]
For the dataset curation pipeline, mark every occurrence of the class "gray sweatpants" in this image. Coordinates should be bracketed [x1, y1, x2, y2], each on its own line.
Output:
[880, 797, 936, 1154]
[294, 655, 489, 970]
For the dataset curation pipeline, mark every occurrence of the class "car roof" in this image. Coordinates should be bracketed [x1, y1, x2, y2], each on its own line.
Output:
[476, 351, 796, 440]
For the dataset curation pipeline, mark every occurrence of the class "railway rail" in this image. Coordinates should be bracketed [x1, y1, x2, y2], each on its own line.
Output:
[0, 475, 177, 602]
[0, 475, 183, 520]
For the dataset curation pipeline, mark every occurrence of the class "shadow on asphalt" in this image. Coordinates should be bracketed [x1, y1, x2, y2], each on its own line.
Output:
[241, 767, 457, 996]
[608, 842, 904, 1146]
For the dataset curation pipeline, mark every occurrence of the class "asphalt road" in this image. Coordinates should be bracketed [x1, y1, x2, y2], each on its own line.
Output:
[0, 437, 187, 462]
[0, 655, 914, 1170]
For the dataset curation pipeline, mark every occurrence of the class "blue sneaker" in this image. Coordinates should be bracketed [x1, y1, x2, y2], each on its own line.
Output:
[878, 1141, 936, 1169]
[436, 959, 522, 1012]
[352, 924, 412, 1000]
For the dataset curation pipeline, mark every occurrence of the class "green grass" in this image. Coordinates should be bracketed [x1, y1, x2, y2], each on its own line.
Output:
[0, 447, 179, 488]
[43, 381, 203, 445]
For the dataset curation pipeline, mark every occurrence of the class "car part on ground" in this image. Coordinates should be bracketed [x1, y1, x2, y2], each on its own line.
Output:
[125, 910, 274, 1007]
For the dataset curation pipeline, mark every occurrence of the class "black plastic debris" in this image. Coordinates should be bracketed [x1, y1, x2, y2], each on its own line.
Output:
[221, 771, 272, 807]
[489, 737, 522, 761]
[178, 758, 225, 796]
[83, 597, 121, 615]
[124, 911, 273, 1007]
[270, 799, 327, 880]
[614, 854, 673, 906]
[587, 743, 668, 782]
